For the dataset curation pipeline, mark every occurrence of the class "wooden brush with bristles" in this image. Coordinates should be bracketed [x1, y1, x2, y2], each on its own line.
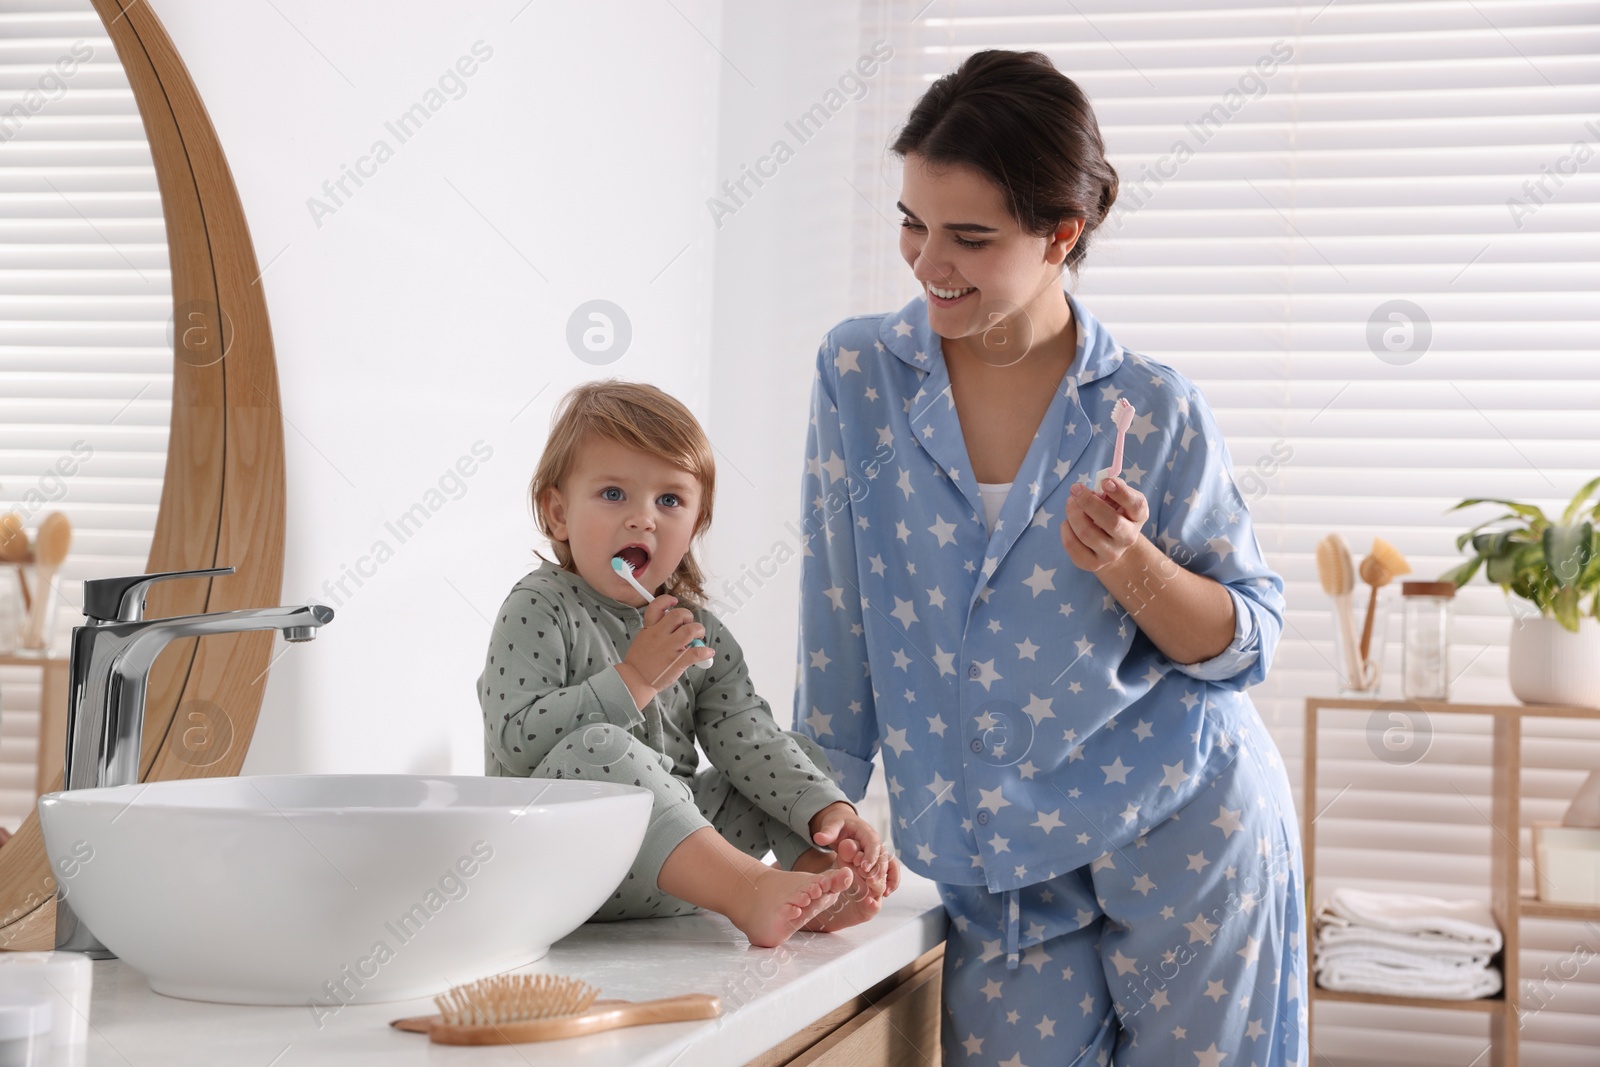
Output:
[0, 512, 31, 613]
[1357, 537, 1412, 668]
[1315, 533, 1362, 685]
[390, 972, 720, 1046]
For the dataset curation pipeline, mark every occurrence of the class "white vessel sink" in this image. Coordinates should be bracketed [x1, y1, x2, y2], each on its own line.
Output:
[37, 774, 650, 1005]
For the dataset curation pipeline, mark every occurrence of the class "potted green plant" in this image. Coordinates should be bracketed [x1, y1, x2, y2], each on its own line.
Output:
[1445, 475, 1600, 707]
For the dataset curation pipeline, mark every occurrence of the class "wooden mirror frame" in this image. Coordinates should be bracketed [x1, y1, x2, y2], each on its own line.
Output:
[0, 0, 286, 948]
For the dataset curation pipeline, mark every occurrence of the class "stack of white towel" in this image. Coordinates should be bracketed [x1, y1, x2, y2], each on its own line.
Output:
[1313, 887, 1503, 999]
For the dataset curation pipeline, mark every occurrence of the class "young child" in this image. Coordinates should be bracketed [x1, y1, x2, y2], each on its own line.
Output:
[479, 379, 899, 948]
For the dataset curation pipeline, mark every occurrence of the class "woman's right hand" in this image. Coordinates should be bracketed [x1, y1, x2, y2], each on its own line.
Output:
[621, 595, 715, 696]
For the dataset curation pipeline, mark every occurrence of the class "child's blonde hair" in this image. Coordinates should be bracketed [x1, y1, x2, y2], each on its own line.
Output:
[530, 379, 715, 609]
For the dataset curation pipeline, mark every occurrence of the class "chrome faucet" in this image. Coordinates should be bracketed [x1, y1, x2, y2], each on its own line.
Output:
[54, 566, 334, 957]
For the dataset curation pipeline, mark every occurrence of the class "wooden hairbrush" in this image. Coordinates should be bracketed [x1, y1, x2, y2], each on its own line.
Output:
[390, 972, 721, 1045]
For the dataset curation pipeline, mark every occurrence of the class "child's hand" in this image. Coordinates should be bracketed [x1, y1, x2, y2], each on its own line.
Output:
[621, 594, 715, 696]
[877, 854, 901, 898]
[809, 801, 895, 897]
[1060, 475, 1150, 573]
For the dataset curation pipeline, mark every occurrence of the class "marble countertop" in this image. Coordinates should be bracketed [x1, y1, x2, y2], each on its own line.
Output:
[75, 874, 947, 1066]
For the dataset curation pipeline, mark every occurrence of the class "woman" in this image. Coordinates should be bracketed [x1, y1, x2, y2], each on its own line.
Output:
[794, 50, 1307, 1066]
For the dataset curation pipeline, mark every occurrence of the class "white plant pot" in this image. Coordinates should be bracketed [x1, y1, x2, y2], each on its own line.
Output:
[1509, 615, 1600, 709]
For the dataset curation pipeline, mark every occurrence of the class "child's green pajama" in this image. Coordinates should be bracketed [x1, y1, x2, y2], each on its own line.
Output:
[477, 559, 853, 919]
[522, 720, 841, 919]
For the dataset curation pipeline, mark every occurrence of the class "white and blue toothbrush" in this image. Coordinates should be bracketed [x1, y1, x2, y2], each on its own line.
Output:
[611, 556, 711, 669]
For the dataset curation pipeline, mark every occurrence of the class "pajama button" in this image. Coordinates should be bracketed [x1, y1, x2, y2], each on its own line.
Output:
[969, 739, 983, 753]
[977, 811, 990, 824]
[968, 664, 980, 678]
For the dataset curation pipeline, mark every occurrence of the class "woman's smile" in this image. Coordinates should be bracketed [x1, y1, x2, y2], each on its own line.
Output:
[928, 283, 976, 306]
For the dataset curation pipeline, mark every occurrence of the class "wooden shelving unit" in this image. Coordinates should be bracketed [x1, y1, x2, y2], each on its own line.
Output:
[1304, 696, 1600, 1067]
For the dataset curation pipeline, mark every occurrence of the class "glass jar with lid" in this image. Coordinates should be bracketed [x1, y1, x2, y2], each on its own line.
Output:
[1401, 580, 1456, 701]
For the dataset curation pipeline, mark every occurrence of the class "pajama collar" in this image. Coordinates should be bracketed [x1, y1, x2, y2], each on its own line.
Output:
[875, 287, 1127, 612]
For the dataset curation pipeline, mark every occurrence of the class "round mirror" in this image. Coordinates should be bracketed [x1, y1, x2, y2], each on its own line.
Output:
[0, 0, 285, 949]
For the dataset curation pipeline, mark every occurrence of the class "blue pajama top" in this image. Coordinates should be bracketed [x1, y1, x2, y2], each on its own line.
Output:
[793, 285, 1286, 901]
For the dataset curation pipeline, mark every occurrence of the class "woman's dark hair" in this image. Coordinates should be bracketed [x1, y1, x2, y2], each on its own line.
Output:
[891, 50, 1118, 275]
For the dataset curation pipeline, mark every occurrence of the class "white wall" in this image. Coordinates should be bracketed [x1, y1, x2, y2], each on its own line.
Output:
[700, 3, 898, 832]
[702, 4, 880, 733]
[143, 1, 875, 776]
[145, 0, 726, 774]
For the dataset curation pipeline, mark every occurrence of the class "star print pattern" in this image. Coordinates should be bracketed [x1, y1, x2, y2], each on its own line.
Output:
[793, 286, 1286, 897]
[793, 287, 1304, 1064]
[938, 725, 1307, 1066]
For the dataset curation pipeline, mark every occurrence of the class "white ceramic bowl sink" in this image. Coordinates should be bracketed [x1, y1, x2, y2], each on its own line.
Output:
[37, 774, 650, 1005]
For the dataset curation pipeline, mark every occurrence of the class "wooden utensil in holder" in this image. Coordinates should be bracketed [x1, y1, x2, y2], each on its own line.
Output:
[19, 513, 71, 650]
[0, 514, 31, 634]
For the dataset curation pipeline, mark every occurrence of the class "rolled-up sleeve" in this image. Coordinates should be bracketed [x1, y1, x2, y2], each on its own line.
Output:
[1171, 584, 1264, 682]
[792, 335, 880, 803]
[1153, 384, 1285, 690]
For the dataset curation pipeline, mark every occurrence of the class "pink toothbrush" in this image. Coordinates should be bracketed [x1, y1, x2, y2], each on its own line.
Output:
[1093, 397, 1136, 490]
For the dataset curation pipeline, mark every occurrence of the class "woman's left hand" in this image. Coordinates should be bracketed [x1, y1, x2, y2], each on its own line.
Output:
[1061, 476, 1150, 572]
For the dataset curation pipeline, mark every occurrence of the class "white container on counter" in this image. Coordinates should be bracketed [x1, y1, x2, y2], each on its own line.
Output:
[0, 953, 91, 1067]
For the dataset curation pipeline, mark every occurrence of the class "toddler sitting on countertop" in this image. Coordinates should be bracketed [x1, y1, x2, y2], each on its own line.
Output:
[478, 379, 898, 947]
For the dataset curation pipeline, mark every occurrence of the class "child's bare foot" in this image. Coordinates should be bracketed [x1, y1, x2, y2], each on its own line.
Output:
[727, 864, 853, 948]
[791, 848, 885, 933]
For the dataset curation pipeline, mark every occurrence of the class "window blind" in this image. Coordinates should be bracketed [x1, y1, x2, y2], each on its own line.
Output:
[0, 0, 171, 828]
[848, 1, 1600, 1062]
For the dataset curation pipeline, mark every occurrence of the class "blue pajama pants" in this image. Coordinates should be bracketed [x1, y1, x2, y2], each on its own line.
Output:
[939, 725, 1309, 1066]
